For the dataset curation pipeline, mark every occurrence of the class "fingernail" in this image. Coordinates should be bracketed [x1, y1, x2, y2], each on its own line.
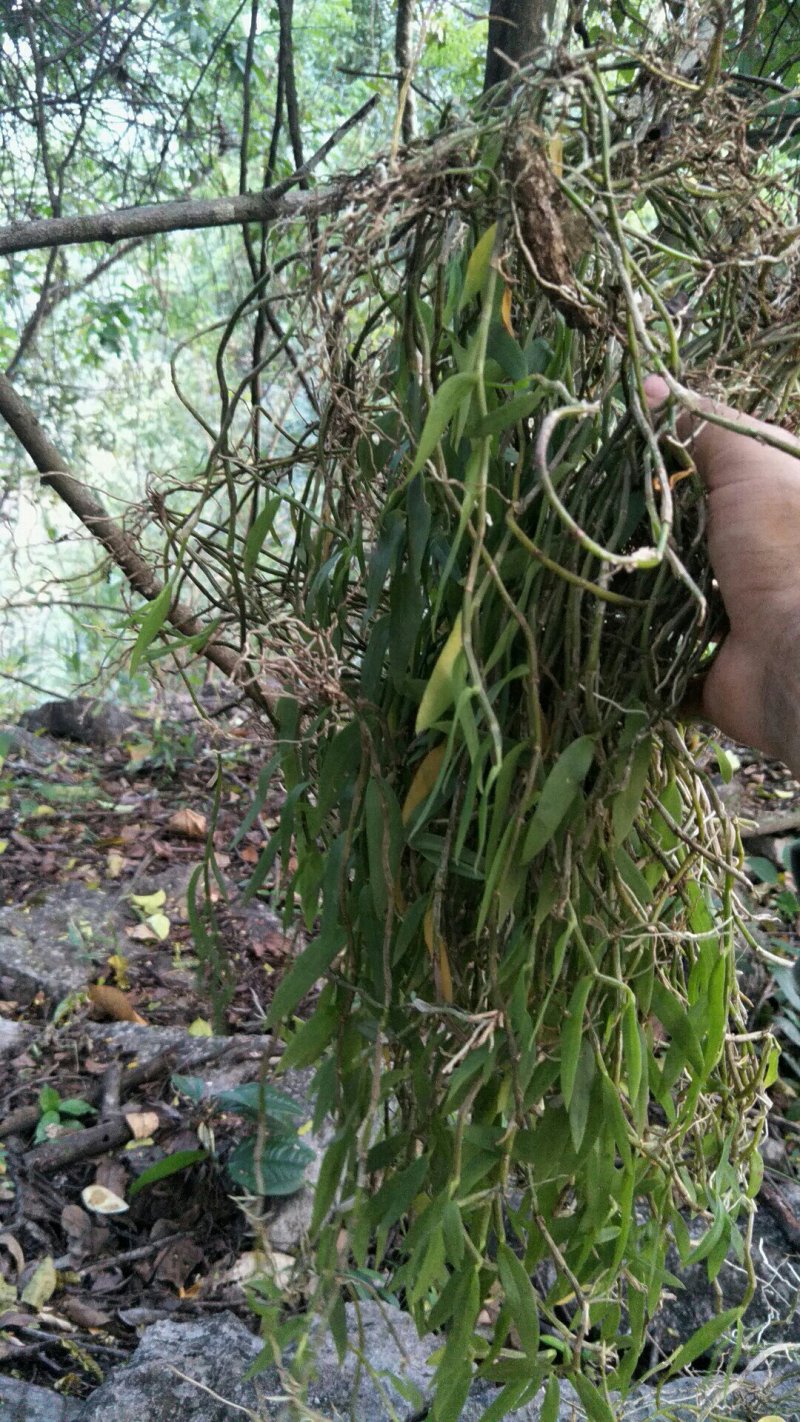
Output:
[643, 374, 669, 408]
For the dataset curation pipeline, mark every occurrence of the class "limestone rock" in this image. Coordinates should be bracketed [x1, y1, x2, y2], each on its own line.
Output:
[0, 1375, 82, 1421]
[18, 698, 132, 748]
[77, 1312, 265, 1421]
[0, 886, 128, 1003]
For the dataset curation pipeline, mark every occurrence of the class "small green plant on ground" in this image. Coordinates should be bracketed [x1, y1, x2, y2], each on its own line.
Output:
[127, 1075, 314, 1202]
[35, 1086, 95, 1144]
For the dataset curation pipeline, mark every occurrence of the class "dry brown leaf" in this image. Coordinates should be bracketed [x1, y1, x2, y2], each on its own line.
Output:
[0, 1233, 25, 1279]
[154, 1238, 203, 1290]
[0, 1309, 34, 1328]
[167, 808, 207, 839]
[94, 1160, 128, 1198]
[88, 984, 147, 1025]
[124, 1110, 160, 1141]
[60, 1205, 92, 1242]
[59, 1297, 112, 1329]
[126, 922, 158, 942]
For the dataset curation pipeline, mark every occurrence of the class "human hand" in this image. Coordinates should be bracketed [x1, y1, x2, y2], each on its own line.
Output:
[644, 374, 800, 774]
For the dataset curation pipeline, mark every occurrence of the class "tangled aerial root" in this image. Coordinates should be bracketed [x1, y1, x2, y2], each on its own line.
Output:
[167, 13, 800, 1406]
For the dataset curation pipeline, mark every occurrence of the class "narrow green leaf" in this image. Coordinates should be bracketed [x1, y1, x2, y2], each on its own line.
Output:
[474, 390, 540, 438]
[407, 475, 431, 581]
[416, 612, 464, 733]
[612, 736, 652, 844]
[703, 954, 728, 1071]
[230, 750, 282, 847]
[667, 1307, 740, 1371]
[650, 981, 705, 1076]
[442, 1199, 466, 1269]
[130, 583, 172, 674]
[243, 494, 280, 580]
[571, 1374, 615, 1422]
[520, 736, 595, 864]
[366, 778, 403, 919]
[568, 1038, 596, 1152]
[368, 1155, 430, 1230]
[477, 1379, 534, 1422]
[561, 975, 593, 1108]
[539, 1376, 561, 1422]
[316, 722, 362, 825]
[279, 1000, 338, 1071]
[459, 223, 497, 308]
[409, 374, 476, 478]
[497, 1243, 540, 1358]
[622, 998, 642, 1103]
[267, 921, 346, 1026]
[310, 1131, 351, 1235]
[129, 1148, 208, 1198]
[614, 846, 652, 907]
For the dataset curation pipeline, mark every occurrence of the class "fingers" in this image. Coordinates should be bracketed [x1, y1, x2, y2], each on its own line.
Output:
[642, 374, 800, 493]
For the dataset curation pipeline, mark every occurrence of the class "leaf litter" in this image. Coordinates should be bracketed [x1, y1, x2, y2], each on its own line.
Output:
[0, 694, 308, 1399]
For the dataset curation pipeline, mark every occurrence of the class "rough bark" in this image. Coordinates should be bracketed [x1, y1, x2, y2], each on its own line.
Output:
[395, 0, 416, 144]
[484, 0, 562, 91]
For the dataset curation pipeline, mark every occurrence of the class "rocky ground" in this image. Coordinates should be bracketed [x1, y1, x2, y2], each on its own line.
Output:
[0, 701, 799, 1420]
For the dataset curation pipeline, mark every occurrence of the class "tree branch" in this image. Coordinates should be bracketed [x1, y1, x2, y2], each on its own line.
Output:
[0, 95, 378, 258]
[0, 370, 273, 711]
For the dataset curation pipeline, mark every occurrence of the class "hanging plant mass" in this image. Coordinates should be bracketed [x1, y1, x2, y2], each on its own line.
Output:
[200, 22, 800, 1418]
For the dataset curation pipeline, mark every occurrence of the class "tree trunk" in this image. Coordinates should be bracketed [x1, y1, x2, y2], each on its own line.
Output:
[483, 0, 564, 92]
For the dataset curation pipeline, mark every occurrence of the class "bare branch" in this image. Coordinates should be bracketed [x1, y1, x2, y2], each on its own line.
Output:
[0, 95, 379, 258]
[395, 0, 416, 144]
[0, 370, 273, 712]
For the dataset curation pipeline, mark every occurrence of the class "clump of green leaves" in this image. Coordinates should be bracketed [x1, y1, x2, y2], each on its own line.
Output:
[166, 1074, 315, 1198]
[171, 18, 799, 1418]
[35, 1086, 95, 1144]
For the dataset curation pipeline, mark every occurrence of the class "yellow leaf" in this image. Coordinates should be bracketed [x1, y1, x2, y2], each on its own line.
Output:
[0, 839, 7, 854]
[402, 745, 446, 824]
[500, 285, 514, 338]
[31, 804, 56, 818]
[188, 1018, 213, 1037]
[126, 739, 154, 764]
[106, 851, 125, 879]
[81, 1185, 128, 1215]
[124, 1110, 160, 1141]
[423, 908, 453, 1004]
[460, 223, 497, 309]
[21, 1255, 57, 1310]
[130, 890, 166, 913]
[146, 912, 170, 941]
[415, 613, 463, 734]
[107, 953, 130, 989]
